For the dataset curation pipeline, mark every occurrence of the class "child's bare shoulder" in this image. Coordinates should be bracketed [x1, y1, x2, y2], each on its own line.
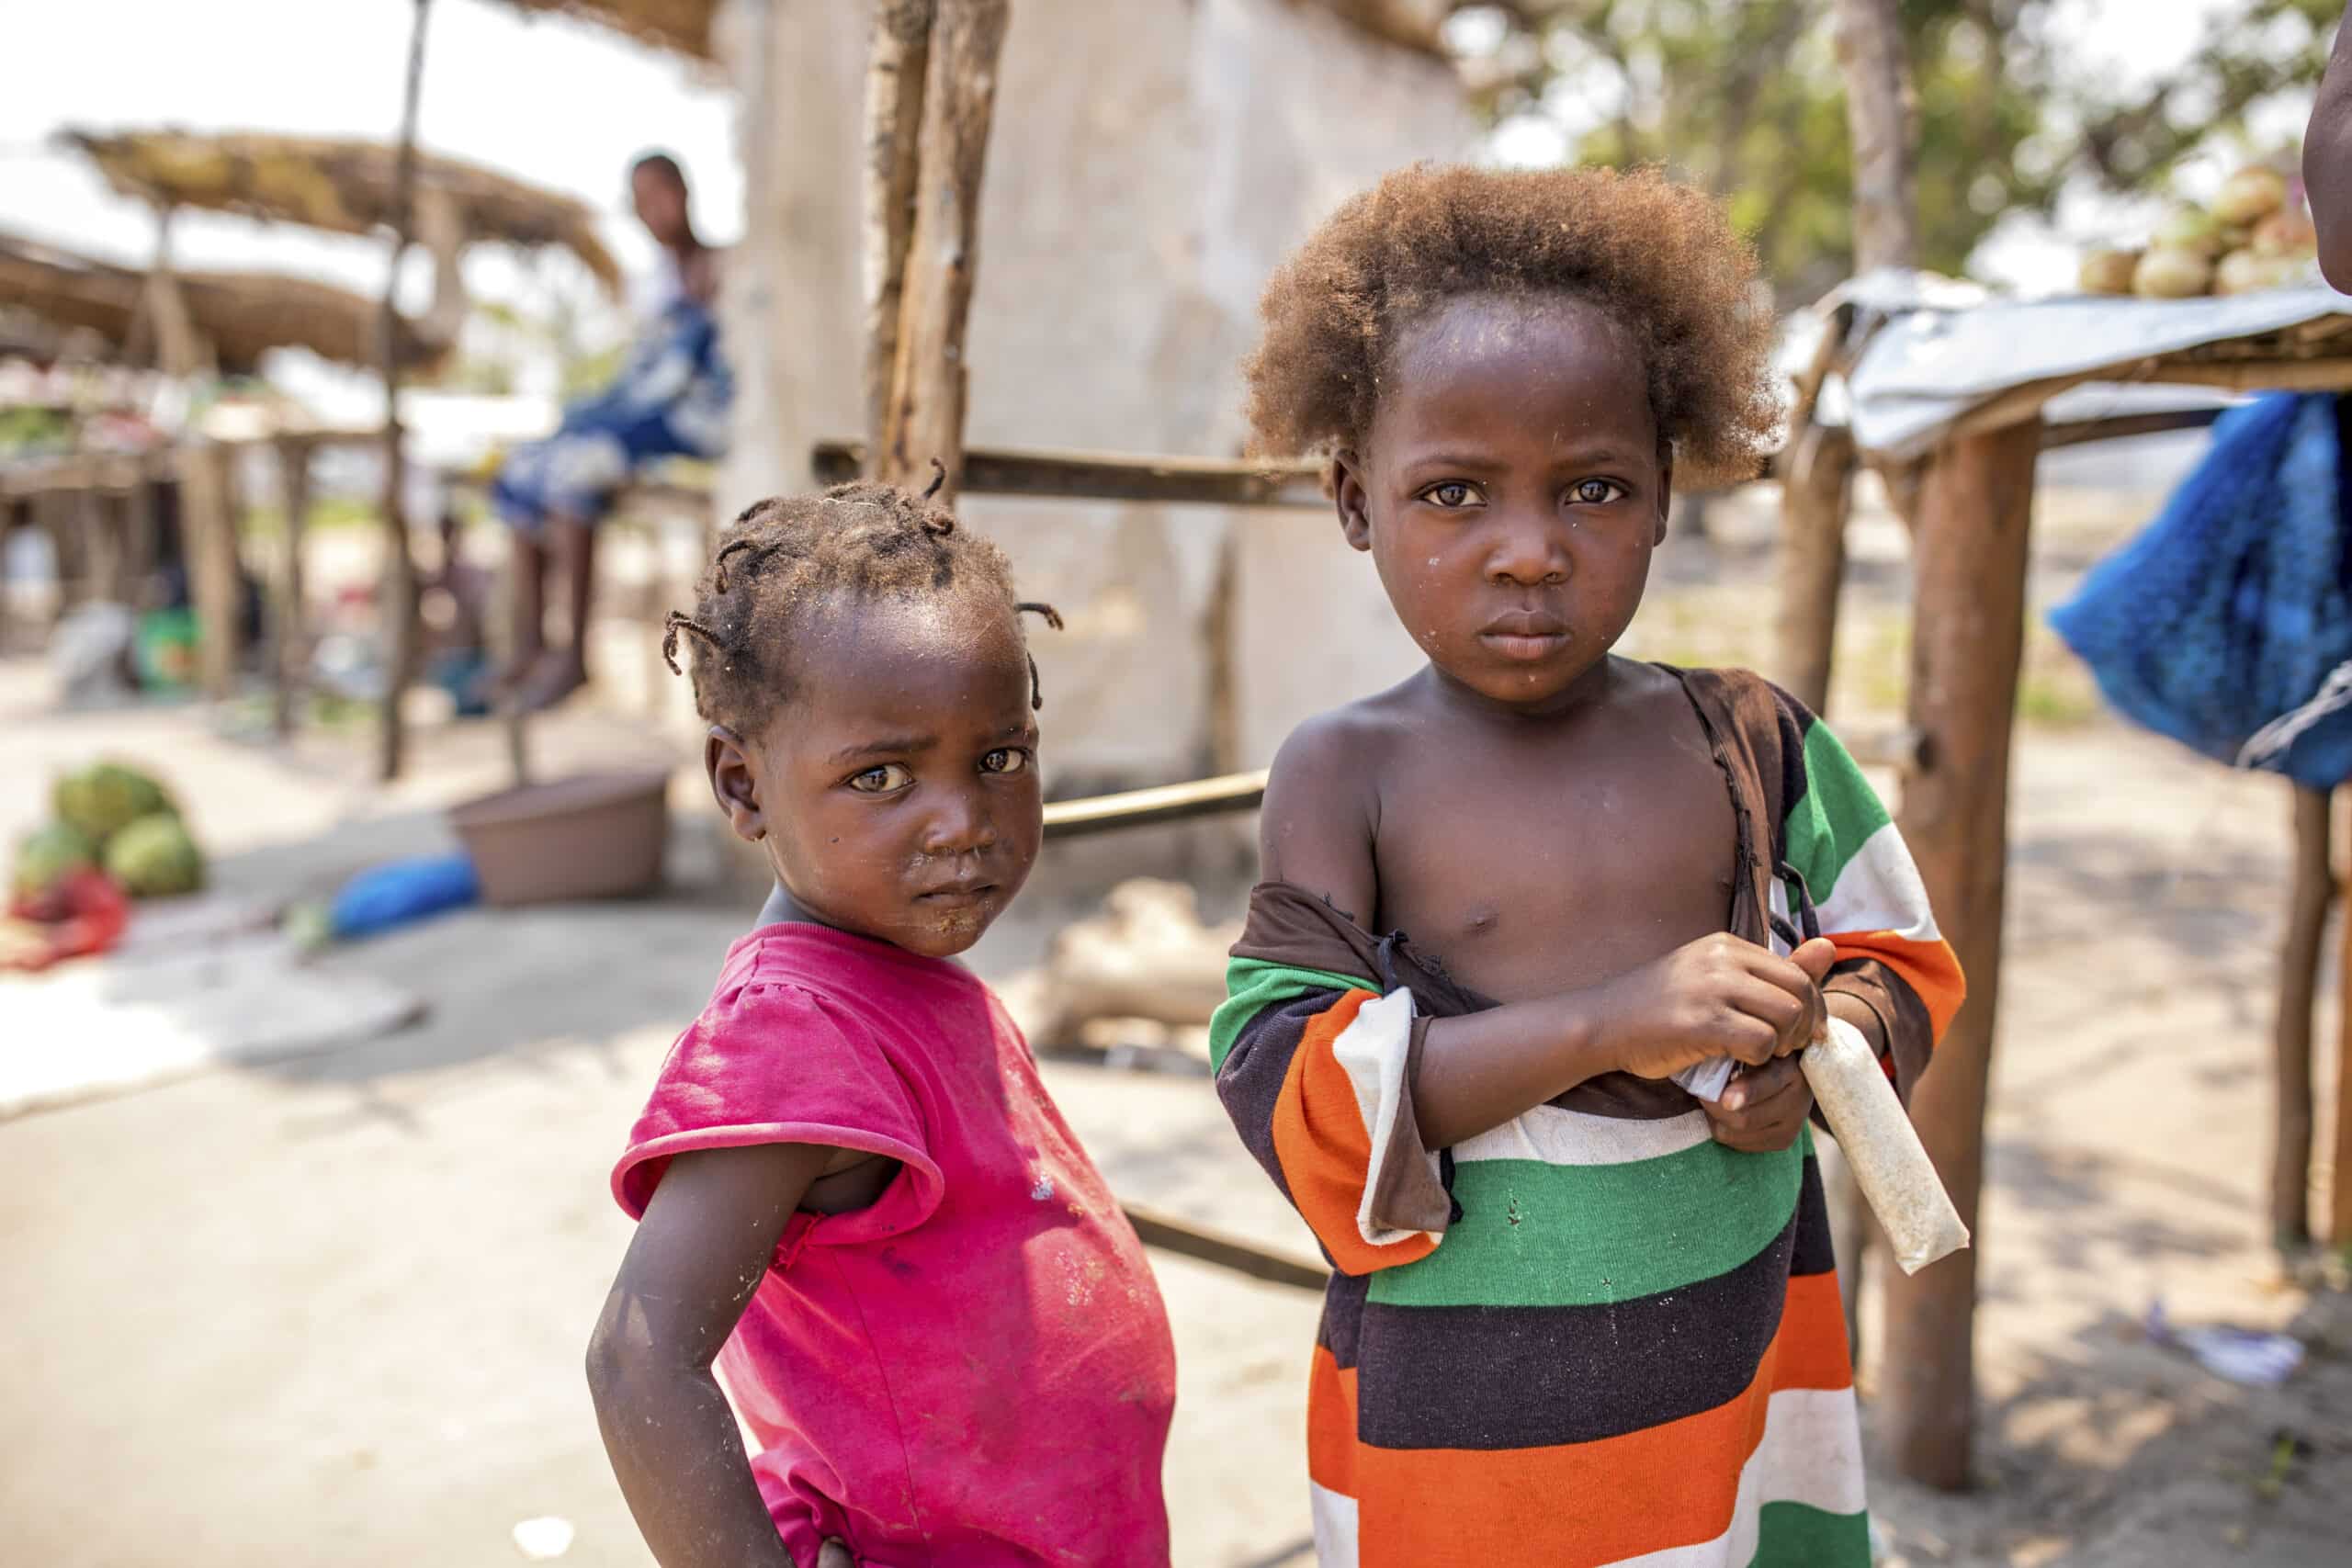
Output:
[1258, 682, 1421, 909]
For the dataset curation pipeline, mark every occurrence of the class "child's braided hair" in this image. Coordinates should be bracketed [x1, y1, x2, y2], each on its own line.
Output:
[662, 468, 1059, 735]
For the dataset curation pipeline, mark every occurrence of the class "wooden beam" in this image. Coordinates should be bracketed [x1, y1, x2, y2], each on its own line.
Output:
[1877, 419, 2041, 1491]
[862, 0, 932, 469]
[1042, 770, 1269, 840]
[2335, 799, 2352, 1248]
[272, 435, 314, 738]
[814, 439, 1329, 507]
[1119, 1201, 1328, 1293]
[2277, 784, 2333, 1250]
[375, 0, 433, 783]
[1772, 423, 1856, 714]
[873, 0, 1009, 504]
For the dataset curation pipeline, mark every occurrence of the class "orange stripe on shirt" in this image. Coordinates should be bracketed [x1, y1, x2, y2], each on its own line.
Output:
[1826, 927, 1966, 1038]
[1271, 989, 1439, 1276]
[1307, 1345, 1359, 1498]
[1347, 1270, 1852, 1568]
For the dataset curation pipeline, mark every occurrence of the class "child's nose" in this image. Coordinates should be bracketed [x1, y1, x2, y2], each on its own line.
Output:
[922, 792, 998, 857]
[1486, 508, 1570, 587]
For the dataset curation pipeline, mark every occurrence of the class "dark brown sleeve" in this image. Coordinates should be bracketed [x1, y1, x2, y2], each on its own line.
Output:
[1824, 956, 1935, 1107]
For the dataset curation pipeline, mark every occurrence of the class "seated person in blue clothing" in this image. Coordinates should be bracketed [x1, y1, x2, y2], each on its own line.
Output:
[494, 151, 730, 711]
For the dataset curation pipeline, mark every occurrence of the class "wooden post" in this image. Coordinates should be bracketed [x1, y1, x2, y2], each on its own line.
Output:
[376, 0, 433, 783]
[2334, 792, 2352, 1247]
[863, 0, 933, 468]
[1772, 423, 1856, 714]
[2275, 784, 2335, 1249]
[1833, 0, 1918, 273]
[1877, 420, 2040, 1490]
[874, 0, 1011, 505]
[147, 209, 241, 701]
[272, 435, 313, 737]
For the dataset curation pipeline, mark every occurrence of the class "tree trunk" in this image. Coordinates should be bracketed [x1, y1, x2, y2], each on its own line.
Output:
[1834, 0, 1919, 273]
[875, 0, 1010, 506]
[376, 0, 433, 783]
[1878, 421, 2040, 1491]
[863, 0, 933, 468]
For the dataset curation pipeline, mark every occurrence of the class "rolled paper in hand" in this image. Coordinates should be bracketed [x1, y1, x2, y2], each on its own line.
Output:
[1801, 1017, 1970, 1274]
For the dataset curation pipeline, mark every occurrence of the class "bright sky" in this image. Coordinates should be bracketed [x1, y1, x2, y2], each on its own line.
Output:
[1, 0, 2332, 353]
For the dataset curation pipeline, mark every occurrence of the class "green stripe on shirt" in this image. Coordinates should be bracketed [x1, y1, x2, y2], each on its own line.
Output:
[1783, 721, 1893, 911]
[1212, 956, 1373, 1071]
[1748, 1501, 1871, 1567]
[1366, 1130, 1807, 1309]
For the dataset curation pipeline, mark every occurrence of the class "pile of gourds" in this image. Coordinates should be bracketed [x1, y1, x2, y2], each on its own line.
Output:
[2079, 163, 2320, 299]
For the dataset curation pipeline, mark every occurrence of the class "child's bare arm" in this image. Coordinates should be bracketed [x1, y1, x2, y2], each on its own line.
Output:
[1413, 933, 1825, 1147]
[587, 1142, 833, 1568]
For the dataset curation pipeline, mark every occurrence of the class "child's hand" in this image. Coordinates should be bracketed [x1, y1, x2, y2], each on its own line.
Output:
[818, 1540, 855, 1568]
[1702, 1056, 1815, 1152]
[1598, 933, 1827, 1081]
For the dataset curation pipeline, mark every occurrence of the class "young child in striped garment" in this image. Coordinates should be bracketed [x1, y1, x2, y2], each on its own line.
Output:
[1213, 164, 1965, 1567]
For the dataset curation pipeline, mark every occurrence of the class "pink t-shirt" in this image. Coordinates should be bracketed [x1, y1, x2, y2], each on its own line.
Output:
[614, 922, 1176, 1567]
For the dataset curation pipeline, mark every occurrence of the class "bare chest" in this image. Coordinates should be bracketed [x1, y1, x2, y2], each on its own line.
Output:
[1368, 718, 1741, 1002]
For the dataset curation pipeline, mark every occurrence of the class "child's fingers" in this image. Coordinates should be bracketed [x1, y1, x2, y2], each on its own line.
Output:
[817, 1540, 855, 1568]
[1789, 936, 1838, 984]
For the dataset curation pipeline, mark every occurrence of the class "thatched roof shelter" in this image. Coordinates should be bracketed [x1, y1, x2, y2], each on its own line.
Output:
[492, 0, 718, 59]
[485, 0, 1447, 62]
[0, 230, 446, 376]
[60, 129, 623, 294]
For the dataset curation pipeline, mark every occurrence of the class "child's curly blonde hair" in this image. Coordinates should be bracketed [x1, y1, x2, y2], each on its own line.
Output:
[1243, 164, 1779, 490]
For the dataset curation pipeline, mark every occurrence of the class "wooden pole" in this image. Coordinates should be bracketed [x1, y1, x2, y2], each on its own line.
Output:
[2275, 784, 2334, 1249]
[1877, 420, 2040, 1490]
[2334, 790, 2352, 1247]
[1833, 0, 1919, 272]
[272, 435, 313, 738]
[1772, 423, 1856, 714]
[375, 0, 432, 783]
[147, 207, 242, 702]
[862, 0, 933, 470]
[875, 0, 1011, 505]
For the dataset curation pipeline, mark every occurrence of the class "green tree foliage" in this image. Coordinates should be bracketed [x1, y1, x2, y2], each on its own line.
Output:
[1456, 1, 2343, 303]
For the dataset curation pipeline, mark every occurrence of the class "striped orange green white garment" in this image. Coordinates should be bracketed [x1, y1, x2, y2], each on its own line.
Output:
[1209, 668, 1964, 1568]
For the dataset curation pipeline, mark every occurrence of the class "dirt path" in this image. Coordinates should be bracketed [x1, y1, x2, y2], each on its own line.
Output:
[2, 465, 2346, 1564]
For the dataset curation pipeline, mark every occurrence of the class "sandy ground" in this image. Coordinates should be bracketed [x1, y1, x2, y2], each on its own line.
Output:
[2, 459, 2347, 1566]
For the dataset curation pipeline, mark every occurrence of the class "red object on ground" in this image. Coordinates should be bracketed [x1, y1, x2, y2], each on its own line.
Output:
[4, 870, 132, 970]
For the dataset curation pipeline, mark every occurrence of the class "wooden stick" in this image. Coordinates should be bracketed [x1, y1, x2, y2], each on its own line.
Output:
[1042, 770, 1269, 840]
[2275, 784, 2332, 1250]
[1119, 1201, 1328, 1293]
[2334, 788, 2352, 1248]
[272, 434, 313, 738]
[1877, 420, 2041, 1491]
[375, 0, 433, 784]
[814, 439, 1328, 506]
[862, 0, 932, 470]
[1772, 423, 1856, 714]
[874, 0, 1010, 504]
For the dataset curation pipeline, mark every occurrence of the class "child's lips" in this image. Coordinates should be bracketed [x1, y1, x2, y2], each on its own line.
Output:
[915, 883, 999, 908]
[1478, 614, 1569, 660]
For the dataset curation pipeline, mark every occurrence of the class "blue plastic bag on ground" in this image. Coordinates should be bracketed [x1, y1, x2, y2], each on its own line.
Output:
[330, 853, 481, 940]
[2047, 392, 2352, 790]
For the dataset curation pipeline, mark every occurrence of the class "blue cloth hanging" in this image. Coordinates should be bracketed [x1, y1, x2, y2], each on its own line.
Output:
[2047, 392, 2352, 790]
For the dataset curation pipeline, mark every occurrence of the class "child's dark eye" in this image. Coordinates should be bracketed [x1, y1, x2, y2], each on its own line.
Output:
[847, 762, 916, 794]
[1569, 479, 1628, 505]
[1417, 480, 1484, 509]
[980, 748, 1031, 776]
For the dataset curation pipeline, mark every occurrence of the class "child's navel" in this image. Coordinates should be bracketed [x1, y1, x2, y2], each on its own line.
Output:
[1464, 904, 1500, 938]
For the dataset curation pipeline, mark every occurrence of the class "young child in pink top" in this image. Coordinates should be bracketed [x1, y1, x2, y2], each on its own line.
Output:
[587, 480, 1177, 1567]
